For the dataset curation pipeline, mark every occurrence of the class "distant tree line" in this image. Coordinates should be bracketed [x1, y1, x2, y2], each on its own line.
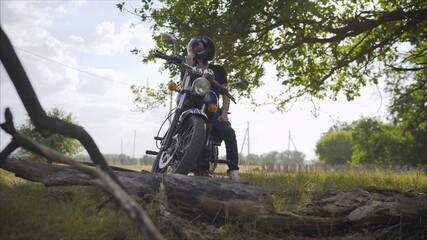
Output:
[315, 117, 426, 167]
[17, 107, 425, 168]
[76, 151, 305, 168]
[237, 150, 306, 170]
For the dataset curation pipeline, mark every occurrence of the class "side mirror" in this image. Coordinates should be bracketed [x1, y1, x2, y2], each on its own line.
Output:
[161, 33, 177, 54]
[161, 33, 177, 45]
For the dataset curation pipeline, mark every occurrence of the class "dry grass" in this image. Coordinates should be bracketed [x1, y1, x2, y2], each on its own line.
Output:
[1, 165, 426, 239]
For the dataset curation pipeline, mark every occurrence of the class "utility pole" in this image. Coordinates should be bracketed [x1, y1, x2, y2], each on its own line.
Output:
[132, 130, 136, 158]
[121, 138, 123, 155]
[287, 131, 298, 152]
[247, 121, 250, 155]
[240, 121, 250, 155]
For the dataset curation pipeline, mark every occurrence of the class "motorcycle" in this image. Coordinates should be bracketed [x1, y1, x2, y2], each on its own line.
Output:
[146, 34, 245, 176]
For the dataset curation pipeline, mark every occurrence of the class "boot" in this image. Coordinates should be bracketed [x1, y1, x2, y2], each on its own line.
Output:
[228, 170, 239, 182]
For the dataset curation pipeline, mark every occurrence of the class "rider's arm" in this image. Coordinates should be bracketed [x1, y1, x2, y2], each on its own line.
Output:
[216, 65, 230, 122]
[219, 83, 230, 122]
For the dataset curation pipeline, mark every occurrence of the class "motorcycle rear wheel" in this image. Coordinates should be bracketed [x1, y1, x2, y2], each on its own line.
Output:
[153, 115, 206, 175]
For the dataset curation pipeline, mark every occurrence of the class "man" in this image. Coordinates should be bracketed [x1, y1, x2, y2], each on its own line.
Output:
[184, 36, 239, 181]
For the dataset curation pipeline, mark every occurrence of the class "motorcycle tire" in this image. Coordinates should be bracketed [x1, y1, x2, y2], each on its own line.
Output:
[153, 115, 206, 175]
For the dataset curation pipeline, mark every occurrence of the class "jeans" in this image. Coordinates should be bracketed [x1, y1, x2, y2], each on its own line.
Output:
[209, 111, 239, 171]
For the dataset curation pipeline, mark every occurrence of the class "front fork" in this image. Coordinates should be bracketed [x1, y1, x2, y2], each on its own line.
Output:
[161, 93, 187, 150]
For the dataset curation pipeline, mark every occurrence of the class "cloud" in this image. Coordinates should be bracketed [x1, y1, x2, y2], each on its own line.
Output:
[95, 21, 116, 37]
[75, 67, 119, 95]
[89, 20, 152, 56]
[1, 2, 57, 29]
[69, 35, 85, 43]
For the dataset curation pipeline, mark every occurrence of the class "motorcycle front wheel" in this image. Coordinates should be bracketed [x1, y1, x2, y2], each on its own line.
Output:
[153, 115, 206, 175]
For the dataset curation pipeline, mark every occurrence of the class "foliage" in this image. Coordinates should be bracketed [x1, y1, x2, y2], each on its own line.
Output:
[239, 153, 261, 165]
[351, 117, 422, 166]
[140, 154, 156, 165]
[282, 150, 305, 165]
[386, 48, 427, 132]
[316, 117, 426, 166]
[130, 83, 174, 112]
[118, 0, 426, 112]
[259, 150, 305, 171]
[385, 59, 427, 164]
[17, 107, 82, 162]
[315, 130, 353, 165]
[265, 150, 305, 165]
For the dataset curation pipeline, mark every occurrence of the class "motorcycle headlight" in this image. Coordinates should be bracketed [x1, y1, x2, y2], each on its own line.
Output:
[192, 77, 211, 96]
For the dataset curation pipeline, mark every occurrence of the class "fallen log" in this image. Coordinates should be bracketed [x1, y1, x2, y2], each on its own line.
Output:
[0, 157, 275, 221]
[258, 187, 427, 238]
[2, 157, 426, 238]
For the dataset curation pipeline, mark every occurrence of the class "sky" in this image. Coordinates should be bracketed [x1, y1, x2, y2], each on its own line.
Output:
[0, 1, 389, 162]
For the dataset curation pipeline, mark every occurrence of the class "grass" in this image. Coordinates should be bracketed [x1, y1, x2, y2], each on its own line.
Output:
[0, 170, 141, 240]
[242, 169, 427, 211]
[1, 166, 426, 239]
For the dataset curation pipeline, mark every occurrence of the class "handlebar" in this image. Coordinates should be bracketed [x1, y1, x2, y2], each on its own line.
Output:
[153, 51, 184, 64]
[153, 51, 196, 73]
[153, 51, 236, 103]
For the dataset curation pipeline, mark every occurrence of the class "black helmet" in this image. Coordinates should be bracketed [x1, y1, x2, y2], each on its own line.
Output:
[187, 36, 216, 61]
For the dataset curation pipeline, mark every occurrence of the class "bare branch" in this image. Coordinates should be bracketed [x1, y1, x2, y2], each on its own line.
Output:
[0, 26, 166, 240]
[0, 109, 165, 240]
[320, 9, 427, 41]
[391, 66, 427, 71]
[0, 26, 121, 187]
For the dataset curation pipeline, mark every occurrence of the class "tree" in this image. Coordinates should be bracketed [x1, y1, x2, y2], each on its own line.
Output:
[386, 63, 427, 165]
[261, 151, 280, 171]
[141, 154, 156, 165]
[315, 130, 353, 165]
[118, 0, 426, 111]
[17, 107, 82, 162]
[316, 117, 425, 167]
[280, 150, 305, 165]
[350, 117, 421, 166]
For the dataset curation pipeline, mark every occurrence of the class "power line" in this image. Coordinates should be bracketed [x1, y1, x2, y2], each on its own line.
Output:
[12, 45, 133, 86]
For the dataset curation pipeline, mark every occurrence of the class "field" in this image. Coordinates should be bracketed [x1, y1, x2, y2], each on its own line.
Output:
[1, 165, 426, 239]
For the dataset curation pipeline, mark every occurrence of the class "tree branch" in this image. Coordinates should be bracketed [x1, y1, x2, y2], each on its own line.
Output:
[0, 26, 166, 240]
[0, 109, 166, 240]
[391, 66, 427, 71]
[0, 26, 121, 187]
[304, 9, 427, 43]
